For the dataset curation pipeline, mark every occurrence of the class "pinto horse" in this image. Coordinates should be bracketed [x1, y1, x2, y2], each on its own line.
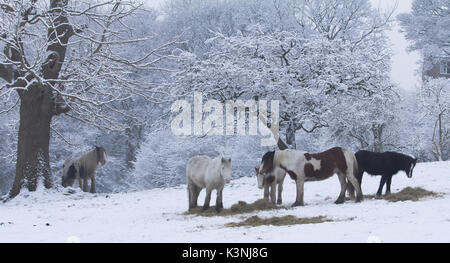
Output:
[258, 147, 363, 207]
[355, 150, 417, 196]
[254, 166, 286, 204]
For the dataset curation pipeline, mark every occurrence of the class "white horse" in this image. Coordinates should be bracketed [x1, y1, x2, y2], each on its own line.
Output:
[186, 156, 232, 212]
[258, 147, 362, 207]
[254, 166, 286, 204]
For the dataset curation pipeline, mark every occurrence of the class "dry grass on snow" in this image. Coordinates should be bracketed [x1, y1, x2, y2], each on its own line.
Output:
[185, 187, 442, 229]
[364, 187, 441, 202]
[185, 199, 286, 217]
[225, 215, 336, 227]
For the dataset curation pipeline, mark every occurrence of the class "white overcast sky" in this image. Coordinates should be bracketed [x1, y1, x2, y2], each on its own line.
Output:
[146, 0, 421, 91]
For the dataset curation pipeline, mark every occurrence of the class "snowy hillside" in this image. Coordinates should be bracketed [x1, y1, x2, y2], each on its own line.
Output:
[0, 161, 449, 243]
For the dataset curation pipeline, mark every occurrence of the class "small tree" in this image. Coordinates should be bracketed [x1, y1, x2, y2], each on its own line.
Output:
[0, 0, 178, 197]
[421, 78, 449, 161]
[398, 0, 450, 160]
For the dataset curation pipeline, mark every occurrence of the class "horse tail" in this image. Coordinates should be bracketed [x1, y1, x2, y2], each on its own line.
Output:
[344, 150, 362, 201]
[345, 157, 356, 199]
[353, 155, 359, 183]
[350, 152, 363, 201]
[354, 151, 364, 186]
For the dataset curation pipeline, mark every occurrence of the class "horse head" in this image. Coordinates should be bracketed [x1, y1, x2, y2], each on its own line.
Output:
[95, 146, 107, 166]
[220, 157, 232, 183]
[62, 163, 77, 187]
[254, 167, 265, 189]
[406, 157, 417, 178]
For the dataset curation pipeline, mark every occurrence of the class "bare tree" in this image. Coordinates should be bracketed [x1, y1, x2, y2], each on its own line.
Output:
[0, 0, 179, 198]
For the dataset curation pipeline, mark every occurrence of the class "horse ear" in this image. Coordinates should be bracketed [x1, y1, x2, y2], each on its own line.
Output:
[254, 167, 259, 173]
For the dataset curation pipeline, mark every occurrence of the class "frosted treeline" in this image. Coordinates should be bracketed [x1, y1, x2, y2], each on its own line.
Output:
[0, 0, 448, 194]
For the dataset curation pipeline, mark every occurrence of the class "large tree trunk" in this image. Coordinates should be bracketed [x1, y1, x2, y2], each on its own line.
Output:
[8, 0, 72, 198]
[10, 85, 54, 198]
[286, 120, 297, 149]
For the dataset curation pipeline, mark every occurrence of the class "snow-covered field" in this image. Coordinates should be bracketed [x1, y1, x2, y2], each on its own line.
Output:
[0, 161, 449, 243]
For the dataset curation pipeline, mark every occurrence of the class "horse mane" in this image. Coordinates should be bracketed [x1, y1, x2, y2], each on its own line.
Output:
[261, 151, 275, 173]
[387, 151, 415, 164]
[95, 146, 102, 163]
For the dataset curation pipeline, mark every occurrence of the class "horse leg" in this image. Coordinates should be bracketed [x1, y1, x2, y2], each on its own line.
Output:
[188, 183, 200, 210]
[90, 176, 96, 193]
[346, 179, 355, 200]
[202, 187, 212, 211]
[187, 184, 193, 210]
[277, 182, 283, 205]
[263, 185, 269, 200]
[83, 177, 88, 192]
[376, 175, 387, 197]
[78, 177, 83, 191]
[215, 187, 224, 213]
[270, 181, 276, 204]
[292, 178, 304, 207]
[335, 173, 347, 204]
[193, 186, 201, 207]
[385, 175, 392, 195]
[346, 173, 363, 203]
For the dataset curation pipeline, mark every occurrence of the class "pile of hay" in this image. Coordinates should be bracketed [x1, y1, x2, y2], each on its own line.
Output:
[185, 199, 286, 217]
[365, 187, 440, 202]
[226, 215, 333, 227]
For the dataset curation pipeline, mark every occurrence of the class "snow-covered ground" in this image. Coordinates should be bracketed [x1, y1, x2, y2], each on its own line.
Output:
[0, 161, 449, 243]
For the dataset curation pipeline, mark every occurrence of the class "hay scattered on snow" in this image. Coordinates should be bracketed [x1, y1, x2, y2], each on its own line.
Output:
[365, 187, 440, 202]
[226, 215, 334, 227]
[185, 199, 286, 217]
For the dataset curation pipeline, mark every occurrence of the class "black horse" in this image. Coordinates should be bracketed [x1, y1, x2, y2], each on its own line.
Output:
[355, 150, 417, 196]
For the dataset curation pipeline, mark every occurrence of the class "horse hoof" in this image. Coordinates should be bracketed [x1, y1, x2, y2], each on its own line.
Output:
[277, 201, 282, 205]
[335, 200, 345, 205]
[291, 202, 304, 207]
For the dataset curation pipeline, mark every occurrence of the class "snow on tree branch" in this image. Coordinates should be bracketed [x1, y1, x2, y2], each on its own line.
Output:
[0, 0, 180, 131]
